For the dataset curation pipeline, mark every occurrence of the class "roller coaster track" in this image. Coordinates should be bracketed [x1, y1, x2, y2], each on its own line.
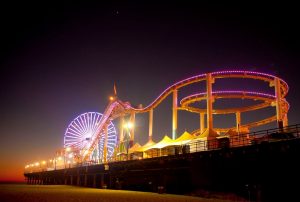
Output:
[131, 70, 288, 112]
[180, 91, 289, 114]
[80, 71, 289, 160]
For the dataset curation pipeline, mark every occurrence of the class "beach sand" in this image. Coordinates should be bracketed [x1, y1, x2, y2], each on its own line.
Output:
[0, 184, 235, 202]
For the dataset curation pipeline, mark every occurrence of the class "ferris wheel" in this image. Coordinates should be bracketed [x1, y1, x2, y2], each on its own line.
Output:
[64, 112, 117, 160]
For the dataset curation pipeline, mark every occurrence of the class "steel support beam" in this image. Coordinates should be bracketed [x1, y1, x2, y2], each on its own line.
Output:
[129, 112, 135, 147]
[172, 89, 178, 140]
[103, 124, 108, 163]
[275, 77, 284, 128]
[200, 113, 205, 134]
[236, 111, 241, 133]
[149, 109, 153, 141]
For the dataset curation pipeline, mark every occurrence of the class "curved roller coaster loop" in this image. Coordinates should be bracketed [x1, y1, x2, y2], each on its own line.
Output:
[67, 70, 289, 162]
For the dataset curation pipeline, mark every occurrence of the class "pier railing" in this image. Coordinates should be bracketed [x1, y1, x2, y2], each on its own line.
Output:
[25, 124, 300, 173]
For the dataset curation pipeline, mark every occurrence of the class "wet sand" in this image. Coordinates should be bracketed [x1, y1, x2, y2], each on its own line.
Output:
[0, 184, 235, 202]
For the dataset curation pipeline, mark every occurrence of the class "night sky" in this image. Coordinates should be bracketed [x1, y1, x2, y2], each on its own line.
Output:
[1, 1, 299, 181]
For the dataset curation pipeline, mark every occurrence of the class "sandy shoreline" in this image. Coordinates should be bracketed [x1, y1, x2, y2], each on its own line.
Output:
[0, 184, 236, 202]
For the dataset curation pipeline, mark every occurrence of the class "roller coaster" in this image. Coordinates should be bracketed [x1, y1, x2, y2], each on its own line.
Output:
[25, 70, 290, 170]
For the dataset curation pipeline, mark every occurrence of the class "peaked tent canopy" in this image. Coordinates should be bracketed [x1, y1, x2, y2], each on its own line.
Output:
[146, 135, 174, 150]
[128, 143, 141, 154]
[135, 139, 156, 152]
[171, 131, 194, 145]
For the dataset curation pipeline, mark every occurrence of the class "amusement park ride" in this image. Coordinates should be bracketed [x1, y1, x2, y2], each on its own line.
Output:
[25, 70, 289, 171]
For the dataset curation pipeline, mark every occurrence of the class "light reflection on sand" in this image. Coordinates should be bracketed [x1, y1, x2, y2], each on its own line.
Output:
[0, 184, 233, 202]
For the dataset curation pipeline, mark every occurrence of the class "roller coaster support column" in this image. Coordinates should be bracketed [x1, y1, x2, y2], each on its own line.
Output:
[201, 73, 218, 138]
[200, 113, 205, 134]
[207, 73, 213, 130]
[129, 112, 135, 147]
[236, 111, 241, 133]
[283, 115, 288, 127]
[149, 109, 153, 141]
[103, 124, 108, 163]
[119, 115, 124, 143]
[275, 77, 284, 129]
[172, 89, 178, 140]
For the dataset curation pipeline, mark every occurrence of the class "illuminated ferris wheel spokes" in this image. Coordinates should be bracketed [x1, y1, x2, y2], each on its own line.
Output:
[64, 112, 117, 159]
[98, 122, 117, 159]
